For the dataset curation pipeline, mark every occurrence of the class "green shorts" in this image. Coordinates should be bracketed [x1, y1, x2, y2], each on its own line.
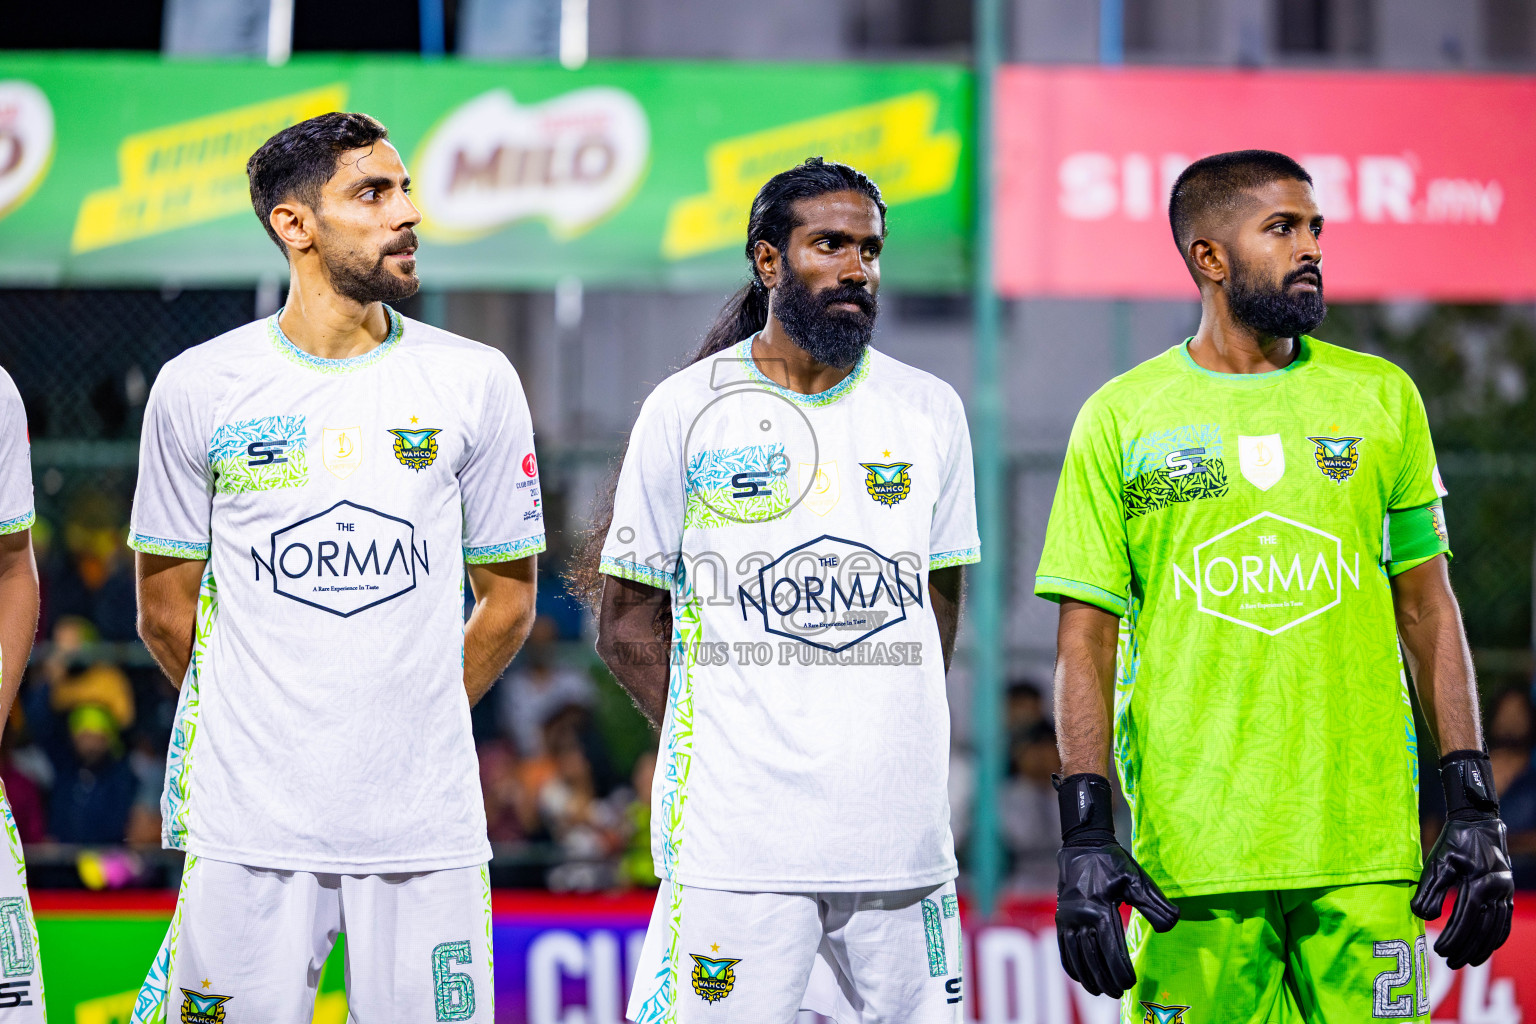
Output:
[1123, 882, 1428, 1024]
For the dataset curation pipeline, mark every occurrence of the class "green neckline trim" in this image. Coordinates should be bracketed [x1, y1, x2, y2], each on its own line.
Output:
[1176, 336, 1313, 386]
[736, 335, 871, 407]
[267, 306, 403, 374]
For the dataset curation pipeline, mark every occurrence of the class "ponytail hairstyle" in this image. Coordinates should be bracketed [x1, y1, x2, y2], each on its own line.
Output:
[567, 157, 888, 613]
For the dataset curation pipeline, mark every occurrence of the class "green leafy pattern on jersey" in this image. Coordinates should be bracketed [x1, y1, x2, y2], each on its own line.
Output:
[1121, 423, 1224, 481]
[683, 444, 791, 528]
[1123, 458, 1231, 520]
[266, 306, 402, 374]
[164, 568, 218, 848]
[632, 586, 704, 1024]
[209, 415, 308, 494]
[130, 854, 199, 1024]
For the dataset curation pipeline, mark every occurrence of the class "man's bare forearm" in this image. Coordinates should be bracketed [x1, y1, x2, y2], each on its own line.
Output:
[596, 575, 671, 728]
[929, 566, 963, 674]
[136, 554, 205, 689]
[0, 533, 39, 726]
[1392, 556, 1482, 754]
[464, 557, 538, 706]
[1054, 598, 1121, 778]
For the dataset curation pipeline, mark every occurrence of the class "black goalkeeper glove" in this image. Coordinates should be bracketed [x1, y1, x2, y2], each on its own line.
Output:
[1411, 750, 1515, 969]
[1054, 773, 1180, 998]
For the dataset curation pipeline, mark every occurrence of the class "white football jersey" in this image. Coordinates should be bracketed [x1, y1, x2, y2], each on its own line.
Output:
[0, 369, 32, 539]
[130, 309, 545, 873]
[600, 337, 980, 891]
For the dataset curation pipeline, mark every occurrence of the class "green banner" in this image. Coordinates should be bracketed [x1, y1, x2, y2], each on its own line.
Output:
[0, 55, 971, 289]
[38, 911, 348, 1023]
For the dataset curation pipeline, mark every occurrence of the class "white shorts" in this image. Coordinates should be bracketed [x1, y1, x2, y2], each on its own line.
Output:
[131, 855, 493, 1024]
[628, 879, 964, 1024]
[0, 790, 44, 1022]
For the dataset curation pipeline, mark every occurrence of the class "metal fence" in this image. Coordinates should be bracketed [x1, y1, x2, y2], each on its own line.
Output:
[5, 287, 1533, 890]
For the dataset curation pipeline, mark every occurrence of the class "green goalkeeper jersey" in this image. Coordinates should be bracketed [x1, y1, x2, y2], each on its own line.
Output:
[1036, 337, 1450, 898]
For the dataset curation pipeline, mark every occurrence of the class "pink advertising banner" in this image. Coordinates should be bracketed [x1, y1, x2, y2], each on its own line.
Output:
[995, 67, 1536, 300]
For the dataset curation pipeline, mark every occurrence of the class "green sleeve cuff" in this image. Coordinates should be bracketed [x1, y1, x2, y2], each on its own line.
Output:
[464, 534, 546, 564]
[1385, 502, 1450, 575]
[930, 546, 980, 570]
[129, 532, 210, 560]
[600, 555, 674, 591]
[1035, 575, 1128, 617]
[1386, 553, 1443, 578]
[0, 510, 34, 535]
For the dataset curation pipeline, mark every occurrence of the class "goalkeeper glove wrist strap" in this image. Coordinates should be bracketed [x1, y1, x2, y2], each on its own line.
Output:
[1054, 772, 1117, 847]
[1440, 749, 1499, 821]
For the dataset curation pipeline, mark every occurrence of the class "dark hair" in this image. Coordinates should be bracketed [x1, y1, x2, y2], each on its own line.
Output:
[1168, 150, 1312, 262]
[1007, 679, 1043, 701]
[566, 157, 887, 612]
[692, 156, 888, 363]
[246, 111, 390, 256]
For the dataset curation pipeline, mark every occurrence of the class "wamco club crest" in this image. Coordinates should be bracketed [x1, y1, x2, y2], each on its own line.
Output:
[690, 954, 741, 1003]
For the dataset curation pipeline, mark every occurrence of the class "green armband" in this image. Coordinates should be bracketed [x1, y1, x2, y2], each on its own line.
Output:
[1384, 502, 1450, 575]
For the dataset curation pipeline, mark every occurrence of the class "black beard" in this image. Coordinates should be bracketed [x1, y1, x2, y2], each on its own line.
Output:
[319, 226, 421, 306]
[770, 257, 878, 370]
[1226, 258, 1326, 340]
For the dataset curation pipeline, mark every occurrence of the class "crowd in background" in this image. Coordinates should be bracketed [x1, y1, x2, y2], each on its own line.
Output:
[11, 491, 1536, 891]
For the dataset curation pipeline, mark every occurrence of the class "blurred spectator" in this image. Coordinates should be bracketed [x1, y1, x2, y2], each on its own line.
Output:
[497, 616, 596, 757]
[1003, 722, 1061, 892]
[541, 715, 629, 890]
[44, 493, 136, 642]
[124, 729, 166, 847]
[40, 616, 135, 729]
[50, 704, 136, 844]
[1488, 687, 1536, 885]
[0, 730, 45, 844]
[1006, 680, 1047, 747]
[617, 750, 658, 888]
[479, 738, 540, 844]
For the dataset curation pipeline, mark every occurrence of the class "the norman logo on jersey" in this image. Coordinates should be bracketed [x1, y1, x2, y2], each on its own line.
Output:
[252, 500, 429, 617]
[180, 990, 233, 1023]
[738, 535, 923, 652]
[690, 955, 740, 1003]
[1308, 436, 1362, 483]
[1172, 511, 1362, 636]
[210, 415, 308, 494]
[390, 427, 441, 470]
[1122, 425, 1229, 520]
[860, 461, 912, 506]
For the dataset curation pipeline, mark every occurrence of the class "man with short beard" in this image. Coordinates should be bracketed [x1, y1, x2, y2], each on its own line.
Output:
[128, 112, 543, 1022]
[590, 158, 978, 1021]
[1036, 150, 1512, 1020]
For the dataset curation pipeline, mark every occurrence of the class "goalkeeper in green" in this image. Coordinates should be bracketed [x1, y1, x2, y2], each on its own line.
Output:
[1035, 150, 1514, 1022]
